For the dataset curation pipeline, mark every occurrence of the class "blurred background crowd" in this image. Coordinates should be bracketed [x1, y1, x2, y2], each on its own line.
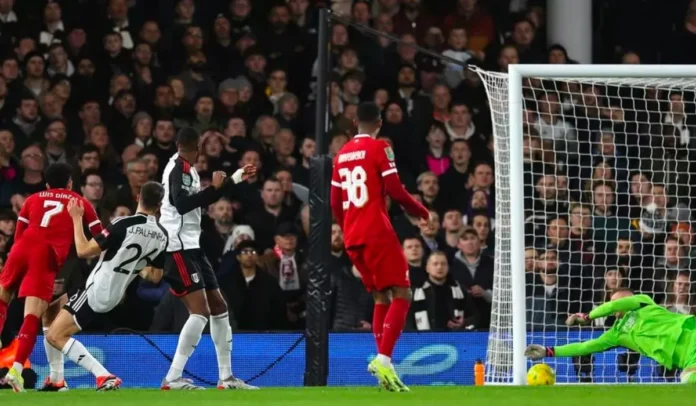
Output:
[0, 0, 696, 345]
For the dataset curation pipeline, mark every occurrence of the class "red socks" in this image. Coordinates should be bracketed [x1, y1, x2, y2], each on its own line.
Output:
[379, 298, 410, 358]
[0, 299, 7, 338]
[14, 314, 40, 366]
[372, 303, 389, 349]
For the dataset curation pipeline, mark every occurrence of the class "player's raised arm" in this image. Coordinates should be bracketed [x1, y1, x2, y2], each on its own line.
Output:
[169, 128, 257, 215]
[588, 293, 655, 321]
[169, 163, 226, 214]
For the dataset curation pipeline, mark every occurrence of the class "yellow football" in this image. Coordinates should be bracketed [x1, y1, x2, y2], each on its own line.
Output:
[527, 363, 556, 386]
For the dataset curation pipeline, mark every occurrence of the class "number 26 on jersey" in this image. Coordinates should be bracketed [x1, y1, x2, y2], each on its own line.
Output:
[339, 166, 368, 209]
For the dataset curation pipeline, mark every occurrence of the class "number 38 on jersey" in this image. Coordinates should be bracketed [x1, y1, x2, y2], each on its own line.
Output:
[339, 166, 369, 209]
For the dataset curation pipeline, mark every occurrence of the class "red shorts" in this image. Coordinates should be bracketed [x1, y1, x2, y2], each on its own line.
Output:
[346, 235, 410, 292]
[0, 240, 58, 302]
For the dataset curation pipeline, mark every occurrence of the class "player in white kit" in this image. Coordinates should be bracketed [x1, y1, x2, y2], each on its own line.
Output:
[45, 181, 169, 391]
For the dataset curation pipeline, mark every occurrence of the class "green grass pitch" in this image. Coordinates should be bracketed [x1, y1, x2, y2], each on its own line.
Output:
[1, 386, 695, 406]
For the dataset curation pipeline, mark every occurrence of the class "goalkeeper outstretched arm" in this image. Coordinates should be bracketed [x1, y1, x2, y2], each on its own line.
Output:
[525, 294, 655, 360]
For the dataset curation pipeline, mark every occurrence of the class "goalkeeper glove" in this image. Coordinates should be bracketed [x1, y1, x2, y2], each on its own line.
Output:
[524, 344, 555, 360]
[566, 313, 590, 326]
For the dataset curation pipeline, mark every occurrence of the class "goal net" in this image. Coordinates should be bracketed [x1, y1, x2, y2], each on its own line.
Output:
[477, 66, 696, 384]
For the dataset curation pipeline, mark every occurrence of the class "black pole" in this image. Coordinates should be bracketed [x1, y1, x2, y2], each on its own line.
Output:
[304, 7, 332, 387]
[314, 7, 330, 154]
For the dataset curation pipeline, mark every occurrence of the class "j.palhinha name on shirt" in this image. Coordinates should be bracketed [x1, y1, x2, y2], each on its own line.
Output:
[129, 226, 166, 242]
[39, 191, 73, 199]
[338, 150, 365, 163]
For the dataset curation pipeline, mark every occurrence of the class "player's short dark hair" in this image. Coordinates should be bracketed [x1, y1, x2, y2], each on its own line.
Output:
[45, 162, 74, 189]
[357, 102, 381, 124]
[139, 181, 165, 210]
[176, 127, 200, 151]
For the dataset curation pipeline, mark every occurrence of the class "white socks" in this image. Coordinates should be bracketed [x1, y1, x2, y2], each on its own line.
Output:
[165, 314, 207, 382]
[377, 354, 392, 367]
[61, 338, 109, 378]
[210, 312, 232, 380]
[43, 327, 64, 382]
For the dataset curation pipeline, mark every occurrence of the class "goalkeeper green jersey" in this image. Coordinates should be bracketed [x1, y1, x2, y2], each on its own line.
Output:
[553, 294, 696, 369]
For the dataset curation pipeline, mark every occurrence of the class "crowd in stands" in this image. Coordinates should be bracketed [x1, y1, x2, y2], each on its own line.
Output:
[1, 0, 696, 343]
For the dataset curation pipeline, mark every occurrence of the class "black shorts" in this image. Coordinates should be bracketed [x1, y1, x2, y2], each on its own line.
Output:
[163, 249, 218, 296]
[64, 288, 97, 331]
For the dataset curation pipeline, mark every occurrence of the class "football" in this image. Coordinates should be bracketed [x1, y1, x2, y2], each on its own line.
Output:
[527, 363, 556, 386]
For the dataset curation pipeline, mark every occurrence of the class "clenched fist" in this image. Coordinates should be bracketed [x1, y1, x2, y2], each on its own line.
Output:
[212, 171, 227, 189]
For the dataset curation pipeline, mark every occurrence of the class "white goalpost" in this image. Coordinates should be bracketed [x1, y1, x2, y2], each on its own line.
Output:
[477, 65, 696, 385]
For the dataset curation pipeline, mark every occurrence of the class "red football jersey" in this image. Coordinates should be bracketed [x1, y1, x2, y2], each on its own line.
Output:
[15, 188, 103, 267]
[331, 134, 428, 247]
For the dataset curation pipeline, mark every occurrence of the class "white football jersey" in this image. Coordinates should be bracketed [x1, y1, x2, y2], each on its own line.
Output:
[86, 213, 168, 312]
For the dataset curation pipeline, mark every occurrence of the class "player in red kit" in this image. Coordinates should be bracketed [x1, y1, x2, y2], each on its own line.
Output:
[0, 163, 103, 392]
[330, 102, 431, 392]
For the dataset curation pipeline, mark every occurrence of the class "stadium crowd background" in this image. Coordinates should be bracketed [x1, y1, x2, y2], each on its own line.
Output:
[0, 0, 695, 346]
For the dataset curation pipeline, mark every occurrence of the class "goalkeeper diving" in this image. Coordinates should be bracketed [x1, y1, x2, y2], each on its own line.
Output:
[525, 288, 696, 383]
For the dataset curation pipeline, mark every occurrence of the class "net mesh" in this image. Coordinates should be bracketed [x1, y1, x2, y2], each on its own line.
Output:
[478, 68, 696, 384]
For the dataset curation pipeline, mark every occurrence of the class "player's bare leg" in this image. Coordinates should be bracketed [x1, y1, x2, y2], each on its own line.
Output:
[4, 296, 48, 392]
[40, 294, 68, 391]
[162, 289, 209, 390]
[207, 289, 257, 390]
[47, 309, 121, 391]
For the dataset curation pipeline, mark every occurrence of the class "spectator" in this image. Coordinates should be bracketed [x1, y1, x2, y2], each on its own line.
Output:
[408, 251, 479, 331]
[42, 118, 71, 166]
[438, 139, 471, 205]
[202, 198, 236, 271]
[138, 149, 159, 181]
[13, 144, 46, 196]
[219, 240, 286, 330]
[244, 177, 295, 251]
[258, 222, 307, 329]
[292, 136, 316, 187]
[392, 0, 438, 44]
[9, 94, 41, 148]
[526, 249, 572, 328]
[441, 209, 463, 260]
[423, 121, 450, 176]
[402, 236, 426, 285]
[80, 169, 110, 223]
[663, 272, 695, 315]
[418, 210, 442, 260]
[417, 171, 446, 216]
[114, 158, 147, 212]
[147, 118, 177, 178]
[23, 52, 51, 96]
[450, 228, 493, 326]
